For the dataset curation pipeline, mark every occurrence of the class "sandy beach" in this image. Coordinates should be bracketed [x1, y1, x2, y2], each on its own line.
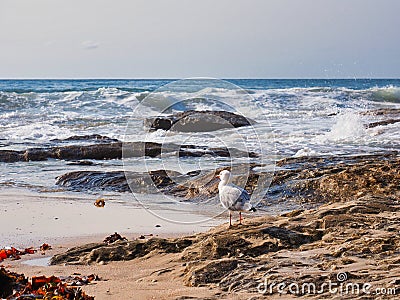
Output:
[0, 190, 223, 248]
[0, 190, 225, 299]
[2, 151, 399, 299]
[5, 193, 400, 300]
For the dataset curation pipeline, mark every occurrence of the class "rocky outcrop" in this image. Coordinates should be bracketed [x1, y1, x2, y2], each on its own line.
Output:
[56, 170, 181, 193]
[0, 150, 22, 163]
[144, 110, 254, 132]
[50, 134, 119, 143]
[361, 108, 400, 116]
[50, 238, 193, 265]
[55, 152, 399, 207]
[0, 140, 257, 163]
[366, 118, 400, 128]
[50, 149, 400, 298]
[362, 108, 400, 128]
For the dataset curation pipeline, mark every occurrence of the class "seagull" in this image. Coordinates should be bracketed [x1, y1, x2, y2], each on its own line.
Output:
[216, 170, 256, 226]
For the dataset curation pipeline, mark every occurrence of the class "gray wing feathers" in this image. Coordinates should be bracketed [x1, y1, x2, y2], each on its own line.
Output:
[220, 184, 253, 211]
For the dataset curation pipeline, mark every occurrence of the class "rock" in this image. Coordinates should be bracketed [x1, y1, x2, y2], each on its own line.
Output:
[56, 171, 130, 192]
[67, 160, 95, 166]
[51, 134, 119, 143]
[50, 243, 105, 265]
[50, 238, 193, 265]
[103, 232, 127, 244]
[145, 110, 254, 132]
[264, 152, 400, 205]
[360, 108, 400, 128]
[261, 226, 315, 246]
[0, 150, 23, 163]
[0, 143, 123, 162]
[366, 118, 400, 128]
[51, 143, 123, 160]
[54, 153, 399, 206]
[56, 170, 180, 193]
[184, 259, 238, 286]
[361, 108, 400, 116]
[1, 141, 257, 163]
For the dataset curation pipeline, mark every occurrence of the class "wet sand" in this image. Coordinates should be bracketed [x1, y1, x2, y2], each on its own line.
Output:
[0, 191, 226, 299]
[0, 190, 222, 248]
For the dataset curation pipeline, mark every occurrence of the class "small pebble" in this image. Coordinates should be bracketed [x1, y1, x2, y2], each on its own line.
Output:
[155, 224, 161, 228]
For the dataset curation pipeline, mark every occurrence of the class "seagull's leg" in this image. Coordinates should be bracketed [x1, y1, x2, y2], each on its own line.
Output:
[239, 212, 242, 225]
[229, 211, 232, 227]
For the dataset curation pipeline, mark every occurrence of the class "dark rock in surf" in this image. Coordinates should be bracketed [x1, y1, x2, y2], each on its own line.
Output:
[56, 170, 129, 192]
[50, 143, 123, 160]
[54, 152, 399, 205]
[361, 108, 400, 116]
[145, 110, 254, 132]
[56, 169, 182, 193]
[51, 134, 120, 143]
[366, 118, 400, 128]
[0, 141, 257, 163]
[66, 160, 95, 166]
[0, 150, 23, 163]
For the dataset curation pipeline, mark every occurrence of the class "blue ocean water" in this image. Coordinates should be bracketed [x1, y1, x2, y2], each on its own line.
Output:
[0, 78, 399, 194]
[1, 78, 400, 93]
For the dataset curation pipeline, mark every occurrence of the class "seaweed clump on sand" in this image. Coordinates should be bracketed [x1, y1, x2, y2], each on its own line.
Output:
[0, 268, 96, 300]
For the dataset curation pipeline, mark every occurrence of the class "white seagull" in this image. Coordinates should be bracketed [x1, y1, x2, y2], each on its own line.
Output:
[216, 170, 256, 226]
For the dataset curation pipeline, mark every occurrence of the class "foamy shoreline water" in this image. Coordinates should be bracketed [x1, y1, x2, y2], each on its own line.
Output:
[1, 79, 399, 184]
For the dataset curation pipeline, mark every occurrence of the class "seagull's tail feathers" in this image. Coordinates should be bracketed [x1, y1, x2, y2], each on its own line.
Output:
[243, 203, 257, 212]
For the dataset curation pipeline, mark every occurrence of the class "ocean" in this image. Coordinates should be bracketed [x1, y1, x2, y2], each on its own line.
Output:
[0, 78, 399, 212]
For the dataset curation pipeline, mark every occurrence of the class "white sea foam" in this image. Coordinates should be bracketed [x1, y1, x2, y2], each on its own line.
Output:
[2, 123, 74, 142]
[293, 147, 318, 157]
[320, 111, 366, 142]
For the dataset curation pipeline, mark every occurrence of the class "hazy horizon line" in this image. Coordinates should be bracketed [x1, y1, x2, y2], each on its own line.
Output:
[1, 77, 400, 81]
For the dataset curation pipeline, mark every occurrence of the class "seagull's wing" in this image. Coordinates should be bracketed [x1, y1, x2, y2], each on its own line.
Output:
[219, 185, 242, 209]
[220, 184, 251, 211]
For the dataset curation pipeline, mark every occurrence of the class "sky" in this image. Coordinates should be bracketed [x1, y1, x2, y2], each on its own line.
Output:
[0, 0, 399, 79]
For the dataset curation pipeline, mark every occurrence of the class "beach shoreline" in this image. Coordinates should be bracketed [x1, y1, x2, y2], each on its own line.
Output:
[4, 192, 400, 300]
[0, 189, 223, 249]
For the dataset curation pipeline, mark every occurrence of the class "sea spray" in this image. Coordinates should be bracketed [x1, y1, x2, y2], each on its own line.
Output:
[323, 111, 366, 141]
